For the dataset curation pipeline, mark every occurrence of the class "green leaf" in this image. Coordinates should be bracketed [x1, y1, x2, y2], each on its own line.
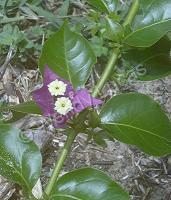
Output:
[90, 36, 108, 57]
[51, 168, 130, 200]
[0, 24, 24, 46]
[0, 32, 13, 45]
[0, 101, 42, 114]
[100, 93, 171, 156]
[0, 24, 13, 45]
[27, 4, 60, 26]
[0, 101, 42, 122]
[87, 110, 101, 128]
[104, 17, 124, 42]
[20, 6, 39, 20]
[93, 130, 108, 148]
[58, 0, 70, 16]
[124, 0, 171, 47]
[0, 124, 42, 193]
[7, 110, 28, 123]
[123, 37, 171, 80]
[93, 134, 107, 147]
[87, 0, 119, 13]
[39, 23, 96, 89]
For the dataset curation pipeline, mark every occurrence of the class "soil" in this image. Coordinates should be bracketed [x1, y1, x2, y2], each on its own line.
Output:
[0, 1, 171, 198]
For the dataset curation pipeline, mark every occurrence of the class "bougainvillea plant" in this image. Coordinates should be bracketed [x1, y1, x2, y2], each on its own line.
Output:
[33, 66, 103, 129]
[0, 0, 171, 199]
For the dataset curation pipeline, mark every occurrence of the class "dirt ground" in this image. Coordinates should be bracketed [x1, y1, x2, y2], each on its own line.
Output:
[1, 66, 171, 200]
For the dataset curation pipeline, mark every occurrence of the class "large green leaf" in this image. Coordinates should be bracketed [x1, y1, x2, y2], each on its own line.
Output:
[100, 93, 171, 156]
[50, 168, 130, 200]
[39, 23, 96, 89]
[124, 0, 171, 47]
[87, 0, 119, 13]
[0, 101, 42, 122]
[0, 124, 42, 193]
[123, 37, 171, 80]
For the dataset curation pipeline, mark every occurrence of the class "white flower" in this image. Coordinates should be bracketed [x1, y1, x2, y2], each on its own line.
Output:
[54, 97, 73, 115]
[48, 79, 67, 96]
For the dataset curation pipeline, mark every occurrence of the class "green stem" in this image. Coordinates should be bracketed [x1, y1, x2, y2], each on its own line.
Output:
[0, 16, 25, 24]
[92, 48, 120, 98]
[44, 130, 77, 196]
[92, 0, 140, 98]
[43, 1, 140, 198]
[123, 0, 139, 27]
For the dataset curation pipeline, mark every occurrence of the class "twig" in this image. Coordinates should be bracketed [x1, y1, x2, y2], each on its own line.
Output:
[56, 14, 86, 19]
[91, 161, 114, 165]
[0, 16, 25, 24]
[71, 2, 88, 12]
[0, 46, 14, 79]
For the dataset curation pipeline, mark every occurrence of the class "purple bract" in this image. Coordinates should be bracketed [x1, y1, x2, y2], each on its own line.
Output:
[33, 66, 103, 128]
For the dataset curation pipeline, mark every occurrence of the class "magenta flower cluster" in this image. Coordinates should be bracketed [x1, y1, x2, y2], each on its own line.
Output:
[33, 66, 103, 128]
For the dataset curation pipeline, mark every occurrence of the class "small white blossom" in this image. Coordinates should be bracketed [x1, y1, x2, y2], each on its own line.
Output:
[48, 79, 67, 96]
[54, 97, 73, 115]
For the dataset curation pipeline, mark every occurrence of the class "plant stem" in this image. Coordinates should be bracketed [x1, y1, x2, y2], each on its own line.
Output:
[92, 0, 140, 98]
[123, 0, 139, 27]
[43, 1, 140, 198]
[0, 16, 25, 24]
[44, 130, 77, 196]
[92, 48, 120, 98]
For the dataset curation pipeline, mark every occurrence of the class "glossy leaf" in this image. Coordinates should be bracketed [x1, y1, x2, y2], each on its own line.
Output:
[87, 0, 119, 13]
[124, 0, 171, 47]
[105, 17, 124, 42]
[123, 37, 171, 80]
[39, 23, 96, 89]
[0, 101, 42, 122]
[51, 168, 130, 200]
[0, 124, 42, 192]
[100, 93, 171, 156]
